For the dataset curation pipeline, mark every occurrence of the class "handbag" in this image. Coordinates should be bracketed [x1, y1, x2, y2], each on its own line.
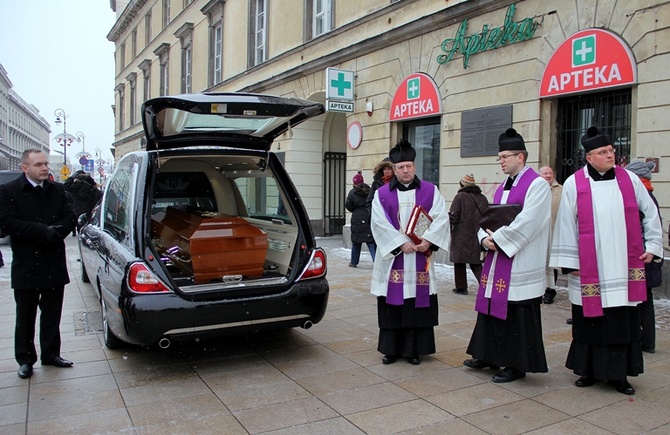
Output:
[479, 203, 522, 232]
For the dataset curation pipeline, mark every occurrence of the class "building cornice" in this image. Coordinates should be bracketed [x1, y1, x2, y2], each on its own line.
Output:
[107, 0, 149, 42]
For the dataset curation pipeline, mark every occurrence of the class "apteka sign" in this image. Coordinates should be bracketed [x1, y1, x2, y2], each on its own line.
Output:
[390, 73, 442, 122]
[540, 28, 637, 98]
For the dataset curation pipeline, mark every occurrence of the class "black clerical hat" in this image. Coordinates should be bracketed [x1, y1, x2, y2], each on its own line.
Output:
[498, 128, 526, 152]
[581, 126, 612, 152]
[389, 140, 416, 163]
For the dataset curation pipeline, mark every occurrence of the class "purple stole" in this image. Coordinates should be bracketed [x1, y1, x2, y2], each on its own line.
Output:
[575, 166, 647, 317]
[475, 168, 539, 320]
[377, 182, 435, 308]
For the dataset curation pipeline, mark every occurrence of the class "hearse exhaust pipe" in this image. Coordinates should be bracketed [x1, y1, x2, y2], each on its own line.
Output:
[301, 320, 313, 330]
[158, 337, 171, 349]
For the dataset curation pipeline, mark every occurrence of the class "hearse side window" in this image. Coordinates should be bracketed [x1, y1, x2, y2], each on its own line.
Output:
[103, 160, 137, 243]
[234, 176, 292, 223]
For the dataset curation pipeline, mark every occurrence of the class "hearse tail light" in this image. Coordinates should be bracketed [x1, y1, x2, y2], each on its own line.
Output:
[128, 263, 171, 293]
[297, 248, 327, 280]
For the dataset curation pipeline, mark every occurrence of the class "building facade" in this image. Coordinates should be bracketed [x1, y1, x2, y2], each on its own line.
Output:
[0, 64, 51, 170]
[108, 0, 670, 238]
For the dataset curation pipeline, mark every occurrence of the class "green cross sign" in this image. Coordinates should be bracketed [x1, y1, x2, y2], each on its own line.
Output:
[407, 77, 420, 100]
[326, 68, 354, 101]
[572, 35, 596, 67]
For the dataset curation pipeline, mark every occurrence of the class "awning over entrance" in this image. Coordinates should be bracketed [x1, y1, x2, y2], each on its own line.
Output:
[540, 28, 637, 98]
[390, 73, 442, 121]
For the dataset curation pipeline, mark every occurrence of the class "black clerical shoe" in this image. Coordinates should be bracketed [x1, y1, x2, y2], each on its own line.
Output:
[566, 318, 573, 325]
[41, 356, 73, 368]
[542, 288, 556, 304]
[575, 375, 598, 387]
[607, 379, 635, 395]
[382, 355, 397, 365]
[641, 346, 656, 354]
[463, 358, 499, 370]
[452, 288, 468, 295]
[17, 364, 33, 379]
[406, 356, 421, 365]
[492, 367, 526, 383]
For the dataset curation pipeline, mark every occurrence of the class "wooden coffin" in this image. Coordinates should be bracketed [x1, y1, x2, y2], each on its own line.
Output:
[151, 206, 268, 283]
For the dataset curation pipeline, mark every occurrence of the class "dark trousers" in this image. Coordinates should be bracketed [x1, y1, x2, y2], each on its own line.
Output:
[454, 263, 482, 290]
[14, 287, 65, 365]
[640, 287, 656, 350]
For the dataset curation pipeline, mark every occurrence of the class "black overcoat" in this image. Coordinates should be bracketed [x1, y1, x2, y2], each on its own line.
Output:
[346, 183, 374, 244]
[0, 174, 76, 288]
[449, 185, 489, 264]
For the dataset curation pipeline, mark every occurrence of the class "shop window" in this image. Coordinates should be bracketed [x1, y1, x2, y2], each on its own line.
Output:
[556, 89, 631, 183]
[403, 118, 441, 186]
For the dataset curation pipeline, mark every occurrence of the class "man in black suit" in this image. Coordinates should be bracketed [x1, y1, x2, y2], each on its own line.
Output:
[0, 149, 77, 378]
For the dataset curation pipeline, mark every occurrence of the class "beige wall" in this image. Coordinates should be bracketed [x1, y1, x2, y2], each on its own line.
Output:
[109, 0, 670, 223]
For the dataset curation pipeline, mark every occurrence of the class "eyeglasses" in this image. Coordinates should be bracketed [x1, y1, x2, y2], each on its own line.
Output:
[588, 148, 616, 157]
[496, 153, 520, 162]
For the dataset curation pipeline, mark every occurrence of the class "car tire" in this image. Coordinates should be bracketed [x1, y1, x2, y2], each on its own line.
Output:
[81, 262, 90, 283]
[101, 298, 123, 349]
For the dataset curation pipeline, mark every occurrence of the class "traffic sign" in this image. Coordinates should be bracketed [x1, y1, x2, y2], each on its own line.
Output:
[98, 167, 104, 175]
[60, 165, 70, 177]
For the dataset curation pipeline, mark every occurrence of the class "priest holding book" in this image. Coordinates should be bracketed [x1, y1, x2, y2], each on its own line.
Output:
[370, 140, 450, 365]
[463, 128, 551, 383]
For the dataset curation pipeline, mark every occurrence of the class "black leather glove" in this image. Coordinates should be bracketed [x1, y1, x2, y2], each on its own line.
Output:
[46, 226, 61, 243]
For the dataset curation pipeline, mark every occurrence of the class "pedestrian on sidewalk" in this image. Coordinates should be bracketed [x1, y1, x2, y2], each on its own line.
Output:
[550, 127, 663, 395]
[448, 174, 488, 295]
[346, 170, 376, 267]
[0, 149, 77, 379]
[625, 159, 662, 354]
[463, 128, 551, 383]
[539, 166, 563, 304]
[370, 140, 450, 365]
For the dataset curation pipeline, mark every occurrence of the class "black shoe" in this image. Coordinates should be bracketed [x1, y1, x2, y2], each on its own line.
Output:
[566, 318, 573, 325]
[641, 346, 656, 354]
[607, 379, 635, 395]
[382, 355, 396, 364]
[0, 261, 4, 268]
[463, 358, 499, 370]
[406, 356, 421, 365]
[542, 288, 556, 304]
[452, 288, 468, 295]
[575, 375, 598, 387]
[41, 356, 73, 368]
[492, 367, 526, 383]
[348, 263, 357, 268]
[17, 364, 33, 379]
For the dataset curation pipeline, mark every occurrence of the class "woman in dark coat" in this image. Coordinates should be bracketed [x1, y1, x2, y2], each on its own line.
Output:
[346, 171, 376, 267]
[366, 157, 394, 215]
[449, 174, 489, 295]
[65, 173, 102, 235]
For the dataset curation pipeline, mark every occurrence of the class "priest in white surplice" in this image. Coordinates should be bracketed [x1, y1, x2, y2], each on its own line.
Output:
[549, 126, 663, 396]
[370, 140, 450, 365]
[463, 128, 551, 383]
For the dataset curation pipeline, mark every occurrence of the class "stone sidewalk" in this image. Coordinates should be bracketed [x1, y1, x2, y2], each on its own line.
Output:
[0, 235, 669, 434]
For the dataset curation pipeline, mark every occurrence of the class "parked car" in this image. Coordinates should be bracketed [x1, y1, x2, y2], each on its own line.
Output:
[78, 93, 329, 348]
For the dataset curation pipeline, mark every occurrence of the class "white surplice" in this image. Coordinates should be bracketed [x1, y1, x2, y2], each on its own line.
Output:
[370, 183, 450, 299]
[549, 166, 663, 308]
[476, 167, 552, 301]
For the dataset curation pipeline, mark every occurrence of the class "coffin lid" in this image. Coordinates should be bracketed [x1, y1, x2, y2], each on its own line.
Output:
[142, 92, 325, 151]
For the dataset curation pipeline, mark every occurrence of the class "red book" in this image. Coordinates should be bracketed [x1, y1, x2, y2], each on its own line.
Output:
[405, 205, 432, 244]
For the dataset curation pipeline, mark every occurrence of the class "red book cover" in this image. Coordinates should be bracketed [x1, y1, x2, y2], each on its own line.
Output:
[406, 205, 432, 244]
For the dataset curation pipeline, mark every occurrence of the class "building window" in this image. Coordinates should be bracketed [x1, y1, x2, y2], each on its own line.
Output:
[131, 28, 137, 59]
[402, 118, 440, 186]
[163, 0, 171, 29]
[139, 59, 152, 102]
[116, 84, 125, 131]
[127, 73, 137, 125]
[118, 42, 126, 70]
[202, 0, 225, 86]
[250, 0, 267, 66]
[175, 23, 194, 94]
[145, 12, 152, 45]
[313, 0, 332, 37]
[154, 43, 170, 96]
[213, 24, 223, 84]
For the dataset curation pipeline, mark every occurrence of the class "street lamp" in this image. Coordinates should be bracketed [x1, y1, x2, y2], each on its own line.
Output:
[54, 108, 75, 180]
[75, 131, 90, 171]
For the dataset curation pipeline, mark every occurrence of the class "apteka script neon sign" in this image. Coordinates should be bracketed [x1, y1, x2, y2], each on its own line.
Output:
[437, 4, 540, 69]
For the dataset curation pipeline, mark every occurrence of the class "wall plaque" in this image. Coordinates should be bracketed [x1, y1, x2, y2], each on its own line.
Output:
[461, 105, 512, 157]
